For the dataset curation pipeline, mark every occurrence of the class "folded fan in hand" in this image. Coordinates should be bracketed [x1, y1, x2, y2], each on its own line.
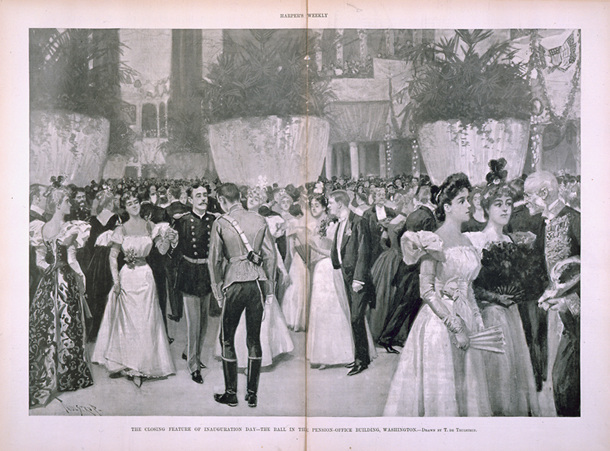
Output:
[468, 325, 505, 353]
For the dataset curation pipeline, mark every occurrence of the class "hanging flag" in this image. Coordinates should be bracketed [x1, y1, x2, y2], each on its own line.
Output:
[544, 31, 578, 72]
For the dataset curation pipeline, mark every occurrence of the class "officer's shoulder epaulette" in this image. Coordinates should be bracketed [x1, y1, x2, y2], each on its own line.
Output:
[173, 212, 189, 220]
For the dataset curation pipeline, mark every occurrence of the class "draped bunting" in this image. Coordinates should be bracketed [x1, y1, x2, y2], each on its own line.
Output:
[30, 111, 110, 186]
[326, 101, 390, 144]
[417, 119, 530, 186]
[208, 116, 330, 187]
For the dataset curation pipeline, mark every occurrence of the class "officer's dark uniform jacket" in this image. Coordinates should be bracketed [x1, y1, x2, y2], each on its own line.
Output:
[173, 210, 216, 297]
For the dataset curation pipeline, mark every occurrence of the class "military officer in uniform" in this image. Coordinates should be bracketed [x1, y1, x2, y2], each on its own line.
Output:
[173, 182, 216, 384]
[525, 171, 580, 417]
[208, 183, 276, 408]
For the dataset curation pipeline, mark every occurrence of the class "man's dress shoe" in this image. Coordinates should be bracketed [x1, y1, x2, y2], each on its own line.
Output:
[191, 370, 203, 384]
[245, 393, 257, 408]
[347, 363, 368, 376]
[214, 392, 238, 406]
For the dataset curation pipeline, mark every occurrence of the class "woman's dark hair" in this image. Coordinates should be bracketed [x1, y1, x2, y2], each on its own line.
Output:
[415, 174, 432, 196]
[480, 182, 516, 219]
[479, 159, 516, 218]
[120, 191, 140, 209]
[139, 201, 154, 220]
[432, 173, 472, 222]
[468, 185, 485, 206]
[288, 203, 304, 217]
[309, 194, 328, 210]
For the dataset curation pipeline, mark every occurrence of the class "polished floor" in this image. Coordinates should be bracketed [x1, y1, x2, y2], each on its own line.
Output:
[30, 311, 560, 417]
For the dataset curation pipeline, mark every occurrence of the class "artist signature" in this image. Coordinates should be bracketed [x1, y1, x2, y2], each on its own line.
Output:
[57, 399, 102, 416]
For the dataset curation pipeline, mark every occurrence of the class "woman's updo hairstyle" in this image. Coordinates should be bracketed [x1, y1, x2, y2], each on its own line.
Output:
[480, 158, 516, 217]
[120, 191, 140, 209]
[432, 173, 472, 222]
[96, 189, 116, 212]
[309, 194, 328, 211]
[415, 174, 432, 196]
[44, 186, 71, 216]
[44, 176, 70, 216]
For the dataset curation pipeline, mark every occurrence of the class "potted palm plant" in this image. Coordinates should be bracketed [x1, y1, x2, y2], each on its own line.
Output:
[401, 30, 532, 184]
[29, 29, 137, 185]
[202, 29, 334, 187]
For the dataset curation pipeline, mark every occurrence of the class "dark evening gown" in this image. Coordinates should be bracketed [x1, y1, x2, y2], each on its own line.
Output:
[369, 221, 403, 341]
[467, 231, 541, 416]
[84, 212, 121, 341]
[29, 221, 94, 408]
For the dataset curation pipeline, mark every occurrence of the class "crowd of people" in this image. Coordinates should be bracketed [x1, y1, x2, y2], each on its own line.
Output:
[28, 161, 580, 416]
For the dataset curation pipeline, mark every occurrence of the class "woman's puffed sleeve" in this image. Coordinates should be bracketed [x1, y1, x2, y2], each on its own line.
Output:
[30, 221, 49, 271]
[110, 226, 125, 246]
[400, 231, 445, 265]
[29, 220, 45, 248]
[95, 230, 114, 247]
[61, 220, 91, 249]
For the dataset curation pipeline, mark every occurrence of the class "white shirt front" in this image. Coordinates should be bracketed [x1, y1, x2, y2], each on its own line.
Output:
[336, 217, 348, 264]
[375, 205, 387, 221]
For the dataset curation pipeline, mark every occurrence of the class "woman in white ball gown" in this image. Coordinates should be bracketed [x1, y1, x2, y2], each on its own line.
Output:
[384, 173, 492, 417]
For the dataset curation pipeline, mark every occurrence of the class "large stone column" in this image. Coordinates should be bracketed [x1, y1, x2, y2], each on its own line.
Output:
[379, 142, 387, 178]
[358, 29, 367, 60]
[336, 29, 344, 65]
[135, 103, 142, 134]
[156, 103, 161, 138]
[315, 33, 323, 74]
[358, 144, 367, 177]
[385, 29, 394, 57]
[326, 144, 333, 179]
[349, 141, 359, 179]
[336, 146, 344, 177]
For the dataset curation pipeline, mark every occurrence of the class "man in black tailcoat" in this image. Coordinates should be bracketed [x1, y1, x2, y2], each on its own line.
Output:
[377, 181, 437, 353]
[328, 190, 374, 376]
[362, 185, 396, 265]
